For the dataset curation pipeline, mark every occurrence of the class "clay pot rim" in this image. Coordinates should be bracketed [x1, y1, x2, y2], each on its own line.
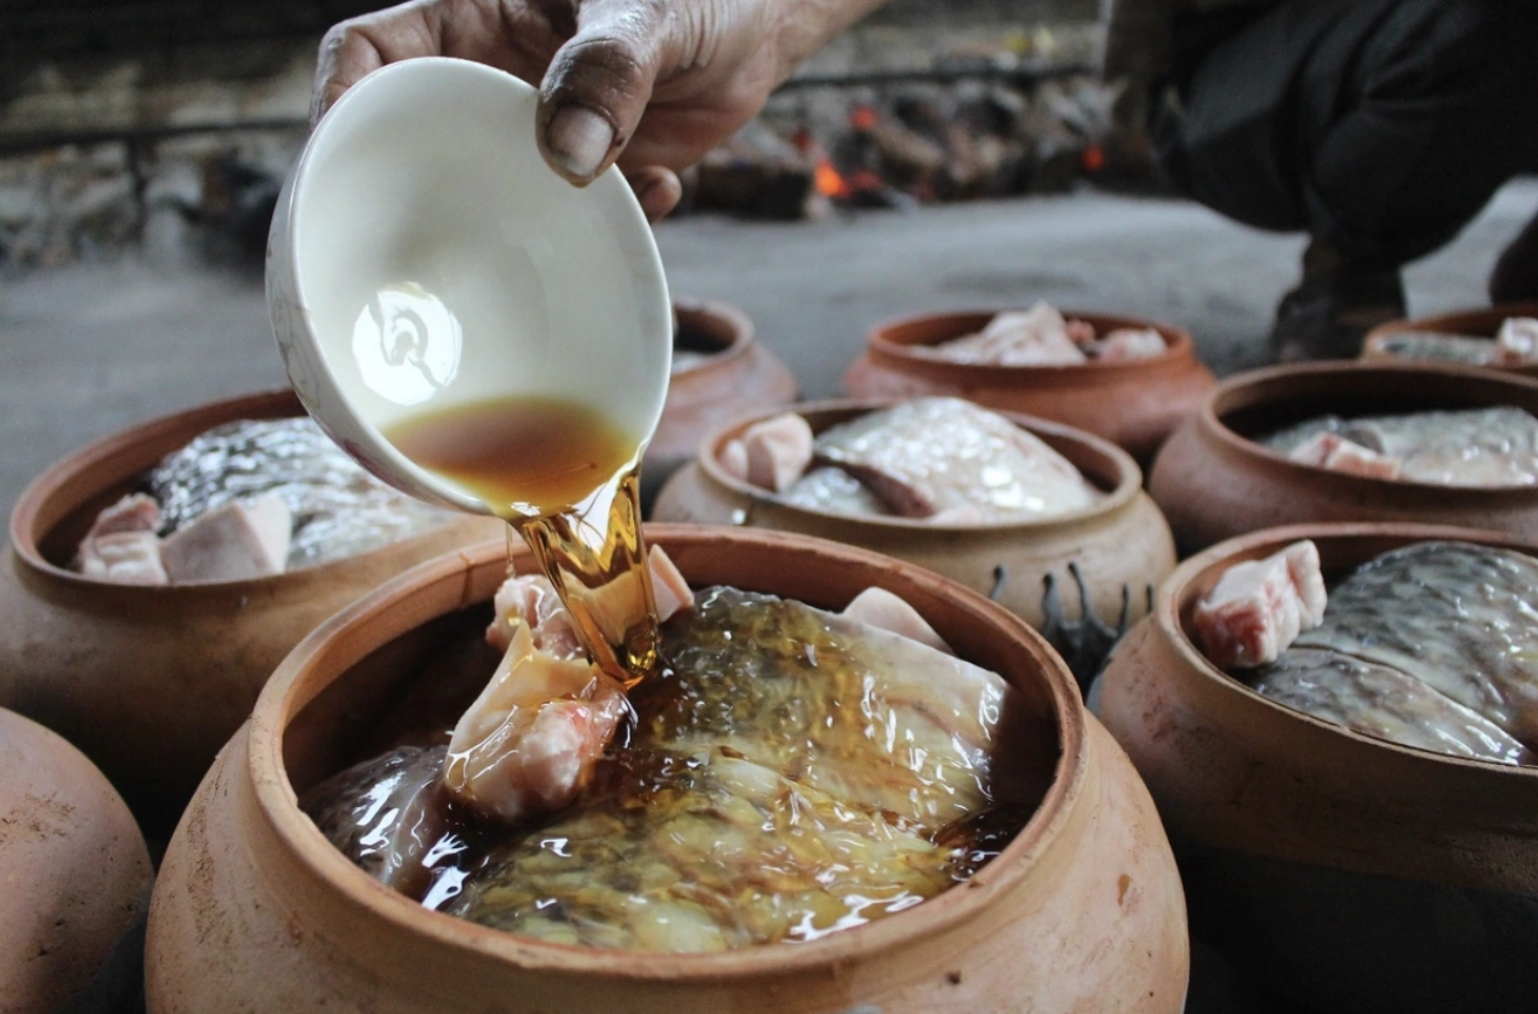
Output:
[1199, 360, 1538, 495]
[693, 398, 1143, 531]
[1361, 301, 1538, 368]
[670, 296, 756, 378]
[1155, 520, 1538, 778]
[865, 307, 1198, 382]
[248, 525, 1090, 979]
[8, 388, 459, 594]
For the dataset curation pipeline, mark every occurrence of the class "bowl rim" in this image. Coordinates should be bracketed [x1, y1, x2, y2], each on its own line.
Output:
[1155, 520, 1538, 778]
[1196, 360, 1538, 495]
[669, 296, 756, 379]
[691, 398, 1143, 532]
[248, 524, 1091, 980]
[7, 388, 473, 593]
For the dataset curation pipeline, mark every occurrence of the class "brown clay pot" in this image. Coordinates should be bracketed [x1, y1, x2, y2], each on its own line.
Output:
[652, 400, 1176, 632]
[1361, 301, 1538, 375]
[642, 297, 799, 511]
[1095, 523, 1538, 1014]
[0, 390, 505, 831]
[842, 308, 1216, 461]
[1148, 361, 1538, 554]
[146, 526, 1189, 1013]
[0, 706, 153, 1014]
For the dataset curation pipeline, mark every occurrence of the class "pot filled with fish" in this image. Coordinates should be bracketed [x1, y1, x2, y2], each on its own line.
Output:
[642, 297, 798, 512]
[1148, 361, 1538, 554]
[1361, 302, 1538, 374]
[1095, 523, 1538, 1014]
[650, 397, 1176, 674]
[0, 389, 504, 829]
[842, 302, 1216, 461]
[145, 526, 1190, 1013]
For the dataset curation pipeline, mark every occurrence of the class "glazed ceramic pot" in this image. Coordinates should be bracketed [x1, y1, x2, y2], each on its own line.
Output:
[1362, 302, 1538, 375]
[652, 400, 1176, 634]
[1096, 523, 1538, 1014]
[842, 308, 1215, 461]
[146, 526, 1189, 1013]
[0, 390, 505, 832]
[0, 706, 153, 1014]
[642, 297, 798, 511]
[1148, 361, 1538, 554]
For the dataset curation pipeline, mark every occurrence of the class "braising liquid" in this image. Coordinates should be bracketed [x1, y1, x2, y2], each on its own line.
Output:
[385, 397, 659, 682]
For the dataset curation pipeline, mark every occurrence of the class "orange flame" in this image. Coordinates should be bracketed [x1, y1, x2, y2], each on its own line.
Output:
[815, 159, 850, 200]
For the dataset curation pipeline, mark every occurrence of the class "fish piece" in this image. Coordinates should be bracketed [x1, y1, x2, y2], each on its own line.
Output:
[1194, 540, 1327, 670]
[1286, 431, 1402, 479]
[1263, 407, 1538, 488]
[1294, 541, 1538, 748]
[445, 621, 630, 825]
[841, 586, 953, 654]
[1089, 327, 1166, 361]
[1497, 317, 1538, 365]
[442, 586, 1043, 951]
[159, 494, 291, 583]
[935, 303, 1090, 366]
[781, 466, 892, 516]
[740, 413, 814, 493]
[811, 397, 1102, 520]
[1253, 649, 1534, 766]
[75, 530, 169, 586]
[1372, 331, 1499, 366]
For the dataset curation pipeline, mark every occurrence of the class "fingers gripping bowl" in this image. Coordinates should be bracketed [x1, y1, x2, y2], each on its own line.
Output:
[145, 527, 1189, 1013]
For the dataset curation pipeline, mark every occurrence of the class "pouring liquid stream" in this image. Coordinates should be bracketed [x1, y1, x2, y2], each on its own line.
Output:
[385, 396, 660, 684]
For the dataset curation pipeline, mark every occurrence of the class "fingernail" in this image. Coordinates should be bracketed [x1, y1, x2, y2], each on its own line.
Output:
[545, 105, 614, 180]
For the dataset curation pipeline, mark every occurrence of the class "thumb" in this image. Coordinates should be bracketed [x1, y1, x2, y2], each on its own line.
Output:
[536, 0, 673, 185]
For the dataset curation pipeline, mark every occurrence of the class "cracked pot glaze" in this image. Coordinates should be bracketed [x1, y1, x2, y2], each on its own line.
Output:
[1096, 523, 1538, 1014]
[642, 298, 798, 511]
[0, 390, 504, 832]
[842, 309, 1215, 461]
[651, 400, 1176, 632]
[146, 526, 1187, 1014]
[1147, 362, 1538, 554]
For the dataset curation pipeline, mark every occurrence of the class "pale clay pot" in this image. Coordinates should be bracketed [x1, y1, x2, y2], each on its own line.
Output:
[0, 389, 505, 831]
[146, 526, 1189, 1013]
[1097, 523, 1538, 1014]
[652, 401, 1177, 630]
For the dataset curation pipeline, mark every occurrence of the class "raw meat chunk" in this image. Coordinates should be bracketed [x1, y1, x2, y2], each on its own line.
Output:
[1286, 431, 1402, 479]
[717, 439, 749, 482]
[1497, 317, 1538, 364]
[1263, 408, 1538, 487]
[1293, 541, 1538, 748]
[75, 531, 168, 586]
[781, 466, 892, 516]
[82, 493, 161, 538]
[159, 494, 292, 582]
[740, 412, 814, 493]
[1089, 327, 1166, 361]
[841, 586, 953, 654]
[811, 397, 1102, 520]
[1194, 540, 1327, 669]
[934, 303, 1090, 366]
[647, 545, 694, 622]
[1254, 649, 1534, 766]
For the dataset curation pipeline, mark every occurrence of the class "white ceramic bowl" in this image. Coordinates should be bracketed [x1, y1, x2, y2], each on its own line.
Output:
[267, 57, 672, 513]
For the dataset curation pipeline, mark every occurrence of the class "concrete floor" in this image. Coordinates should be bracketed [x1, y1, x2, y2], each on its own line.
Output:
[3, 180, 1536, 521]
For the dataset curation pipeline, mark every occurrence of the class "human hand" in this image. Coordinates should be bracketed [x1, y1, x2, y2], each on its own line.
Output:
[314, 0, 821, 221]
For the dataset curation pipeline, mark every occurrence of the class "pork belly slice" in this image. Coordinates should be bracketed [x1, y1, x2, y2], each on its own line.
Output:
[1194, 540, 1327, 670]
[811, 397, 1101, 520]
[1089, 327, 1167, 362]
[936, 302, 1090, 366]
[159, 494, 292, 582]
[717, 413, 815, 493]
[841, 586, 953, 655]
[1286, 431, 1402, 479]
[75, 530, 169, 585]
[1497, 317, 1538, 365]
[84, 492, 161, 537]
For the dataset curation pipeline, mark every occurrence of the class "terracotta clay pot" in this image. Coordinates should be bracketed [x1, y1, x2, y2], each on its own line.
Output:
[652, 400, 1176, 633]
[642, 298, 798, 511]
[1362, 301, 1538, 375]
[1148, 361, 1538, 554]
[146, 526, 1189, 1013]
[0, 390, 505, 832]
[0, 706, 153, 1014]
[1096, 523, 1538, 1014]
[842, 308, 1215, 461]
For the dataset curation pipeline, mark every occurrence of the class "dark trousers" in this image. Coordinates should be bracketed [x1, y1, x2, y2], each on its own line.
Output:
[1154, 0, 1538, 271]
